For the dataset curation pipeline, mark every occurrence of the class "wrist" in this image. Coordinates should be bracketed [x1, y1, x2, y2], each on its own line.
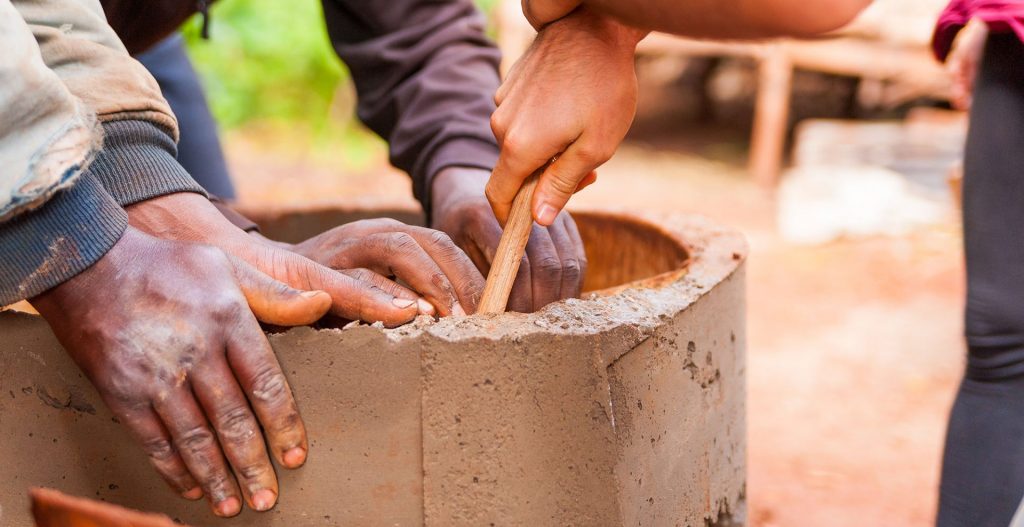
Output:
[431, 167, 490, 216]
[553, 6, 647, 54]
[126, 192, 238, 246]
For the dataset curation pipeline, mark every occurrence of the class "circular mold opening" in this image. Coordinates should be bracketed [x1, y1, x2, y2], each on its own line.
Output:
[246, 207, 691, 295]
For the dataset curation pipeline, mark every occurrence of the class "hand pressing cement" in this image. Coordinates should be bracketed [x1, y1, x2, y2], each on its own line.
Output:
[32, 227, 328, 517]
[126, 192, 433, 327]
[271, 218, 486, 317]
[433, 167, 587, 312]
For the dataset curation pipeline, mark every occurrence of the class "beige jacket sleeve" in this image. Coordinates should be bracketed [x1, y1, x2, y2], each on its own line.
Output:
[15, 0, 206, 210]
[0, 0, 99, 221]
[14, 0, 178, 134]
[0, 0, 204, 305]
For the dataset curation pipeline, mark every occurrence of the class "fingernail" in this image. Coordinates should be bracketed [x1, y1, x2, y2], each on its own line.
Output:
[300, 290, 323, 299]
[215, 497, 241, 517]
[252, 489, 277, 511]
[453, 302, 467, 317]
[182, 487, 204, 500]
[536, 202, 558, 226]
[283, 447, 307, 467]
[417, 299, 436, 316]
[392, 298, 416, 309]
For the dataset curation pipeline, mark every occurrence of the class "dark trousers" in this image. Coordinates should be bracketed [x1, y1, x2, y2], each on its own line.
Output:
[938, 33, 1024, 527]
[135, 35, 236, 199]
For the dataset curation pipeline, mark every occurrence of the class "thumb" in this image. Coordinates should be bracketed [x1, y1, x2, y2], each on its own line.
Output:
[228, 256, 332, 326]
[533, 143, 606, 226]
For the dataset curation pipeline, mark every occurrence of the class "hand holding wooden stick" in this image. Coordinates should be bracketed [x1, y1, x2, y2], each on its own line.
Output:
[477, 169, 542, 314]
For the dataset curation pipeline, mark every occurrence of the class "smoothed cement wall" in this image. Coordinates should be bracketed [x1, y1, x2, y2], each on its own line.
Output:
[0, 209, 747, 526]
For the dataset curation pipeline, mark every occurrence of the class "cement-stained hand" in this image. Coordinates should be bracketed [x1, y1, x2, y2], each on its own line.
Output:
[31, 227, 328, 517]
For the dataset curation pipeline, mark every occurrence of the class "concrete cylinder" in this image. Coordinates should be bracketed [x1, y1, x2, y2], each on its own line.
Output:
[0, 208, 747, 526]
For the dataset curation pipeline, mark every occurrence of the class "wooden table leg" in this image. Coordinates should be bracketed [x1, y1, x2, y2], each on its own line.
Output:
[750, 46, 793, 188]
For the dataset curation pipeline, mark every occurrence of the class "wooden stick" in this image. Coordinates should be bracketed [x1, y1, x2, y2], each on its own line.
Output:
[477, 170, 541, 314]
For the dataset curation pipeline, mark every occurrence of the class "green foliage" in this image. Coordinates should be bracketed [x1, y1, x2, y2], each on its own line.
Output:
[181, 0, 347, 135]
[182, 0, 501, 142]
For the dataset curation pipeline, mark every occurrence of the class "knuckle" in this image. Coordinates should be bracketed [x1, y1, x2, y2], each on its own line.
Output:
[238, 462, 271, 482]
[562, 258, 582, 281]
[369, 218, 403, 230]
[142, 436, 177, 461]
[177, 425, 217, 455]
[502, 131, 529, 157]
[490, 111, 507, 136]
[536, 256, 563, 281]
[575, 143, 611, 165]
[385, 232, 418, 254]
[548, 171, 581, 195]
[210, 292, 245, 321]
[250, 367, 289, 404]
[428, 230, 455, 248]
[219, 406, 258, 444]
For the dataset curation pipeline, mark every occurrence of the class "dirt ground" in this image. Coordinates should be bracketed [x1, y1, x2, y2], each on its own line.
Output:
[228, 120, 965, 526]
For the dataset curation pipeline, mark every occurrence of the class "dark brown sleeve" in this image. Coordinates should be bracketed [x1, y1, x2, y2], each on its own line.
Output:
[320, 0, 502, 213]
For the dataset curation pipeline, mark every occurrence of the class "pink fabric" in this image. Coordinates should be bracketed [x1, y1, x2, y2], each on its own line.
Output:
[933, 0, 1024, 60]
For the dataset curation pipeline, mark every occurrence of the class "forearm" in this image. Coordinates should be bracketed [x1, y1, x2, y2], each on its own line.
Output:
[321, 0, 502, 213]
[552, 0, 872, 38]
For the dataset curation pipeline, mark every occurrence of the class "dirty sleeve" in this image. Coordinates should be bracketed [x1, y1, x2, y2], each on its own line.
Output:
[14, 0, 207, 207]
[0, 1, 128, 306]
[321, 0, 502, 213]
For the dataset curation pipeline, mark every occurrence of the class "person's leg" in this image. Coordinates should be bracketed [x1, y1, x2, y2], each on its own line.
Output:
[135, 35, 237, 199]
[938, 33, 1024, 527]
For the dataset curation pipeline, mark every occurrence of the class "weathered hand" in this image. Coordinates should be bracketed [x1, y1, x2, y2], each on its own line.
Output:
[282, 218, 486, 317]
[127, 193, 429, 327]
[521, 0, 582, 29]
[433, 167, 587, 312]
[32, 227, 330, 517]
[488, 7, 645, 227]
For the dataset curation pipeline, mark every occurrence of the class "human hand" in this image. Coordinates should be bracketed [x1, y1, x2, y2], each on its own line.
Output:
[947, 19, 989, 111]
[32, 227, 329, 517]
[284, 218, 486, 317]
[127, 193, 430, 327]
[488, 7, 645, 227]
[433, 167, 587, 312]
[521, 0, 582, 29]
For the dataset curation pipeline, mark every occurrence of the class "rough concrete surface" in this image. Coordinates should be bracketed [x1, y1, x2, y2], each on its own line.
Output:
[0, 209, 746, 526]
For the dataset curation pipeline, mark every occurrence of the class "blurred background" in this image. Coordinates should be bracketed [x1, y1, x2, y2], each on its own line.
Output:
[181, 1, 964, 525]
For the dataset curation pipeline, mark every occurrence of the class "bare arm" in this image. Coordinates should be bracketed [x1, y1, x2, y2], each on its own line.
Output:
[525, 0, 874, 38]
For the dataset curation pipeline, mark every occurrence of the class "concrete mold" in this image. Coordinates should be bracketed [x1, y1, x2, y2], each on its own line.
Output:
[0, 207, 747, 526]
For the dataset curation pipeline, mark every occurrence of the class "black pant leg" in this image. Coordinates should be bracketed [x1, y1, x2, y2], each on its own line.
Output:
[938, 33, 1024, 527]
[136, 35, 237, 200]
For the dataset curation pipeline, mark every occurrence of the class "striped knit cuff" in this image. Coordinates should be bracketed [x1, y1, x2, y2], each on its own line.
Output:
[88, 120, 208, 206]
[0, 174, 128, 305]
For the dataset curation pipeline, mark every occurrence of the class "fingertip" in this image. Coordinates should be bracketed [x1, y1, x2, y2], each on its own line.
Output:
[283, 447, 307, 468]
[300, 290, 332, 317]
[214, 497, 242, 518]
[252, 489, 277, 512]
[534, 202, 559, 227]
[417, 298, 438, 317]
[183, 487, 204, 501]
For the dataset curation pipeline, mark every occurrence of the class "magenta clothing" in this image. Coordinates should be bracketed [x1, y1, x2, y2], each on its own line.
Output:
[934, 0, 1024, 59]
